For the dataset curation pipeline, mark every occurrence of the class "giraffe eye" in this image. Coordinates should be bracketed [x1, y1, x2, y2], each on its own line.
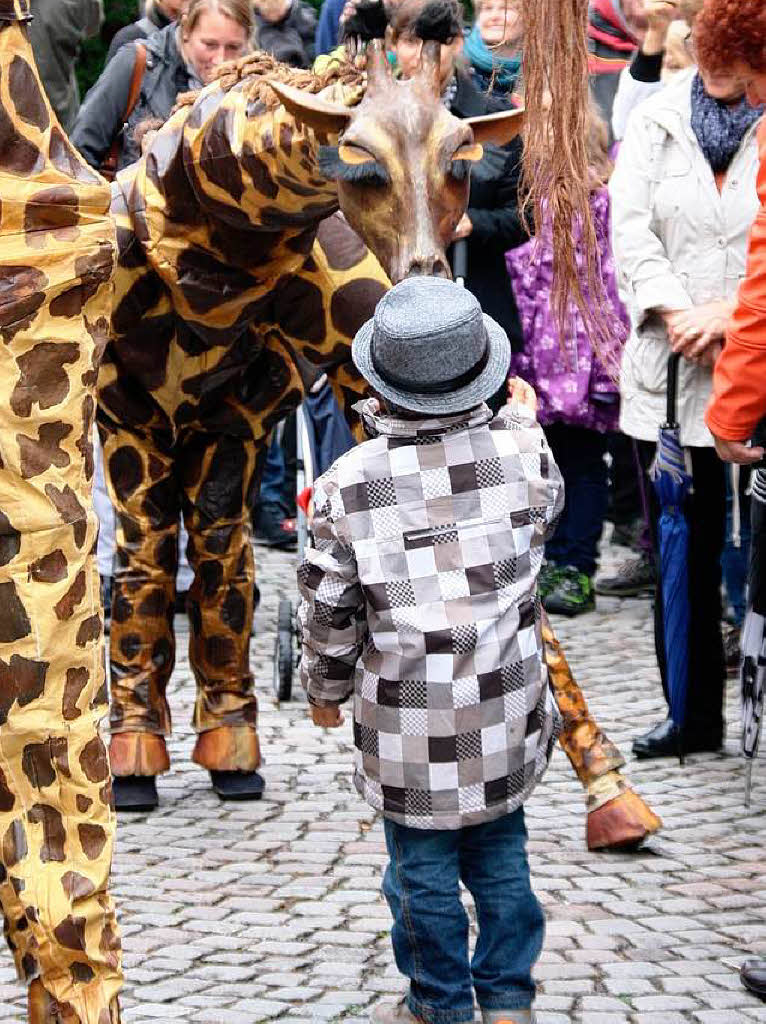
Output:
[338, 143, 378, 165]
[316, 145, 390, 186]
[452, 142, 483, 163]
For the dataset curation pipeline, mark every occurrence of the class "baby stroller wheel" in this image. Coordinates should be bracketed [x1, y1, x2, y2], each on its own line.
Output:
[273, 598, 294, 701]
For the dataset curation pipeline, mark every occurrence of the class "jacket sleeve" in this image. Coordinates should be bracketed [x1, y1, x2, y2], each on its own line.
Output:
[706, 123, 766, 442]
[468, 139, 527, 249]
[298, 477, 365, 707]
[70, 42, 137, 169]
[609, 112, 693, 321]
[499, 402, 565, 537]
[611, 55, 664, 141]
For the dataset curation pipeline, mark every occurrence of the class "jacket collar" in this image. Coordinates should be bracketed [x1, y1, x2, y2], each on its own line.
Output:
[354, 398, 493, 439]
[149, 5, 171, 30]
[639, 68, 762, 163]
[146, 20, 182, 63]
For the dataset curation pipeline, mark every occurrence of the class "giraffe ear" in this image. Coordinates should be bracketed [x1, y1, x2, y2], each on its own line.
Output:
[268, 81, 353, 135]
[464, 107, 525, 147]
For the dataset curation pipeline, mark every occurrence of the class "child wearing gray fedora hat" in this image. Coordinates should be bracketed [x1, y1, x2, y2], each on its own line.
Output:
[298, 277, 564, 1024]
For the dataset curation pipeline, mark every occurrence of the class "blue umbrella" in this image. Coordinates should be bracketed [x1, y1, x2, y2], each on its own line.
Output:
[650, 354, 692, 763]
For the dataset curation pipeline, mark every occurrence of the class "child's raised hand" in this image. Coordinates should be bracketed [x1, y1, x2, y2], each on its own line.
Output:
[508, 376, 538, 414]
[311, 705, 345, 728]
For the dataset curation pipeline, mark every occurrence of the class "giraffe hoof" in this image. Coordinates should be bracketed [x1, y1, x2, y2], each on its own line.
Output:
[586, 789, 662, 852]
[210, 770, 265, 801]
[113, 775, 159, 812]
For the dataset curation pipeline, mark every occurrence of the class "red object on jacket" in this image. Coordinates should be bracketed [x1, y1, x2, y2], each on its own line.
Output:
[706, 120, 766, 441]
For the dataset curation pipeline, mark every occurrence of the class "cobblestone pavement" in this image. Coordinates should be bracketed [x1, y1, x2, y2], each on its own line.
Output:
[0, 537, 764, 1023]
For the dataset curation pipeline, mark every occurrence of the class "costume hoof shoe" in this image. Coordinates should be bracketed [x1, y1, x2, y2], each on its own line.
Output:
[210, 770, 265, 801]
[113, 775, 159, 812]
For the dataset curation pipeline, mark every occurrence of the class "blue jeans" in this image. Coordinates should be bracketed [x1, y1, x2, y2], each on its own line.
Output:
[259, 430, 288, 515]
[545, 423, 608, 577]
[721, 464, 751, 626]
[382, 809, 544, 1024]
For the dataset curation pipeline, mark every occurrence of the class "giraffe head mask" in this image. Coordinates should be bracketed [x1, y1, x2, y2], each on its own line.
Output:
[271, 40, 524, 283]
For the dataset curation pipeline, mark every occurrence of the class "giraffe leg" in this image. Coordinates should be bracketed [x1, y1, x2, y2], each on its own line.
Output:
[180, 429, 263, 785]
[543, 618, 662, 851]
[0, 18, 123, 1007]
[98, 420, 179, 783]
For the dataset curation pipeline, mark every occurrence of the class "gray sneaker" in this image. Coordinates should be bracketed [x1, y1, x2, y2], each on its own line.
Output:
[370, 998, 423, 1024]
[595, 551, 655, 597]
[481, 1010, 535, 1024]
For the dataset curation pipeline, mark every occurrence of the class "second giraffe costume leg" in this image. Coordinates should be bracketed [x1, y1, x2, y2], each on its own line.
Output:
[101, 414, 268, 805]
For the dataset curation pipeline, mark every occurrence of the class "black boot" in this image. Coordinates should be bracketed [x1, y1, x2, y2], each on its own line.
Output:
[113, 775, 159, 812]
[210, 770, 265, 801]
[741, 960, 766, 1001]
[632, 719, 722, 759]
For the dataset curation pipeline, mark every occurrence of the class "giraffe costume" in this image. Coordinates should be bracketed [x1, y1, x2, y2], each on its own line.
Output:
[0, 0, 121, 1019]
[101, 36, 660, 848]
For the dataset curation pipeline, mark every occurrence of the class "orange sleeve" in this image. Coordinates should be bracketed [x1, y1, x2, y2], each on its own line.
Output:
[706, 120, 766, 442]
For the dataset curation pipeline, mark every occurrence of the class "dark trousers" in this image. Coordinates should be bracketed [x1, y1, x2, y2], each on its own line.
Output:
[545, 424, 608, 577]
[607, 430, 643, 526]
[638, 442, 726, 739]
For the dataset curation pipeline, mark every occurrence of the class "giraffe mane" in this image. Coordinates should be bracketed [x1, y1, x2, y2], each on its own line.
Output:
[173, 50, 366, 114]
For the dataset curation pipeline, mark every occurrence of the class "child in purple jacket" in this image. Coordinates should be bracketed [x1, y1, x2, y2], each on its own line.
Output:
[506, 99, 629, 616]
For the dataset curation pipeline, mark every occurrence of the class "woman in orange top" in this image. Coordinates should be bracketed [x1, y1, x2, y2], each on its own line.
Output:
[699, 0, 766, 461]
[697, 0, 766, 1005]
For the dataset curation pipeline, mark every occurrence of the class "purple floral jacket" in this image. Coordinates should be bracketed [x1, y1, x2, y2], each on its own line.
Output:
[506, 187, 629, 433]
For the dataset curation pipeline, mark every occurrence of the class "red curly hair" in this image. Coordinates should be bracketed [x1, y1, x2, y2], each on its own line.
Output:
[696, 0, 766, 75]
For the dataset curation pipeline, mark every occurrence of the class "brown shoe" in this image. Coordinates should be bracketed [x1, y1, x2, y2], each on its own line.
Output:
[29, 979, 121, 1024]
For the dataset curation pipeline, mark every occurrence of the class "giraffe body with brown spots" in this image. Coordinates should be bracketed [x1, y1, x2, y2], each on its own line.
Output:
[0, 0, 121, 1019]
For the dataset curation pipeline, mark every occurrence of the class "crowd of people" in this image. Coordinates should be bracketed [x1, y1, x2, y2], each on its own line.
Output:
[1, 0, 764, 1020]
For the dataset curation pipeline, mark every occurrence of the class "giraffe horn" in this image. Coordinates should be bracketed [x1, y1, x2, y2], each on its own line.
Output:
[418, 39, 442, 98]
[365, 39, 391, 93]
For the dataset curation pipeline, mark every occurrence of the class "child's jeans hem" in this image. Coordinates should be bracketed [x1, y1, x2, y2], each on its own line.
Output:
[406, 994, 475, 1024]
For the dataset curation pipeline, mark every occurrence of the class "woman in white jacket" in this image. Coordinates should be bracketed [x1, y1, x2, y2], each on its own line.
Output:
[610, 58, 763, 759]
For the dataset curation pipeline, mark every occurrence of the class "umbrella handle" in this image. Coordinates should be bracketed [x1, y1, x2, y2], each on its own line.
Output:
[665, 353, 681, 429]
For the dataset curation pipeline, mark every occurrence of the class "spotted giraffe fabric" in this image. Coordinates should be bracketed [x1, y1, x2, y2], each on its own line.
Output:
[98, 60, 388, 772]
[298, 399, 564, 829]
[0, 3, 122, 1018]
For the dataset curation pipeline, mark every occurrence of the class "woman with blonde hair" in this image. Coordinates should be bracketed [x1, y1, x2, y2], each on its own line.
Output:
[72, 0, 253, 172]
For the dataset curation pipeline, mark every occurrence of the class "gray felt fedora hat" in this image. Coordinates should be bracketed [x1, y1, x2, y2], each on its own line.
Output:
[352, 277, 511, 415]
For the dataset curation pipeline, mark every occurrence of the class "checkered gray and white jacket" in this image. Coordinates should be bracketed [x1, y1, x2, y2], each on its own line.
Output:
[298, 399, 564, 830]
